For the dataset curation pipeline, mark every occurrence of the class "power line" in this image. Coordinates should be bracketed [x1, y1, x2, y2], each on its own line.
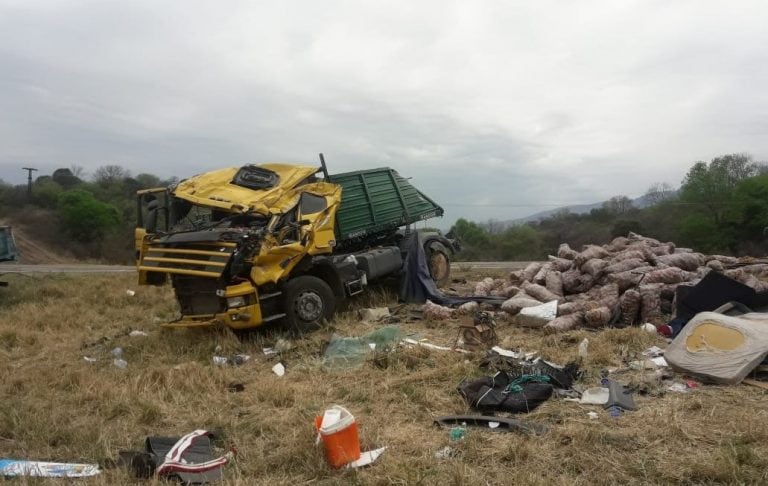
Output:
[21, 167, 37, 198]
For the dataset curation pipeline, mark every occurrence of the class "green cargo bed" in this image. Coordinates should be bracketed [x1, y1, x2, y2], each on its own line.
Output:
[328, 168, 443, 243]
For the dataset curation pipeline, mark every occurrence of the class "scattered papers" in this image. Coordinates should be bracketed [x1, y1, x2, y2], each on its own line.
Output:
[642, 323, 657, 333]
[579, 387, 609, 405]
[346, 447, 386, 469]
[667, 383, 689, 393]
[272, 362, 285, 377]
[434, 446, 455, 460]
[642, 346, 665, 358]
[401, 338, 470, 354]
[490, 346, 525, 359]
[213, 354, 251, 367]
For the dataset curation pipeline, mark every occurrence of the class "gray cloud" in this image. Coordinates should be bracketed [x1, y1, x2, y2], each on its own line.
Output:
[2, 0, 768, 227]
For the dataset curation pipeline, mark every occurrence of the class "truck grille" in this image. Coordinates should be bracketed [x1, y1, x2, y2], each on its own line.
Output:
[139, 242, 236, 278]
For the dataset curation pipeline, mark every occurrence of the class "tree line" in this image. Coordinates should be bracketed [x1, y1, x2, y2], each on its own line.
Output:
[0, 165, 177, 261]
[0, 153, 765, 263]
[449, 153, 768, 260]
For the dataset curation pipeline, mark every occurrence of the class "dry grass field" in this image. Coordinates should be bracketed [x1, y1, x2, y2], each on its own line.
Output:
[2, 271, 768, 485]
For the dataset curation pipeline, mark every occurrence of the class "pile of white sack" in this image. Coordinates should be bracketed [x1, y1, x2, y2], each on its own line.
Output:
[485, 232, 768, 332]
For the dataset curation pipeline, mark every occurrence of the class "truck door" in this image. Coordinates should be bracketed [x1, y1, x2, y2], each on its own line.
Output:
[298, 192, 336, 252]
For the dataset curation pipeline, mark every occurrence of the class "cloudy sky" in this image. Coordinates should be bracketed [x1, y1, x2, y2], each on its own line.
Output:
[1, 0, 767, 226]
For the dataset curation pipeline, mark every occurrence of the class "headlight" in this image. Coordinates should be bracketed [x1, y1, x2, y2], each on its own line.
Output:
[227, 296, 246, 308]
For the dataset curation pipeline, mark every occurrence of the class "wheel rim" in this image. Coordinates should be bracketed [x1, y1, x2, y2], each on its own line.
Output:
[294, 291, 323, 322]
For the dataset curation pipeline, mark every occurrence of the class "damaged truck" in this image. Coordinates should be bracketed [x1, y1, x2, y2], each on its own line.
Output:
[135, 155, 456, 332]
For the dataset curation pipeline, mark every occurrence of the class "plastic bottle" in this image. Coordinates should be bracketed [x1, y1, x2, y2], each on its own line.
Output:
[449, 423, 467, 441]
[578, 338, 589, 359]
[111, 347, 127, 368]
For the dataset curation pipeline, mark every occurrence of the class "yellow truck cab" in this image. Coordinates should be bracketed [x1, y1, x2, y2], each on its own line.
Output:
[135, 156, 456, 333]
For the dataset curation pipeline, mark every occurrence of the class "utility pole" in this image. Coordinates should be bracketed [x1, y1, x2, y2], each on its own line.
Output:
[22, 167, 38, 198]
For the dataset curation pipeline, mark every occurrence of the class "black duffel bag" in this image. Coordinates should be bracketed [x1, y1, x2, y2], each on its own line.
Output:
[458, 371, 553, 414]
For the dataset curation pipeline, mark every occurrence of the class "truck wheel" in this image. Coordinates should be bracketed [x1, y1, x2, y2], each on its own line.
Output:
[282, 275, 336, 333]
[427, 243, 451, 287]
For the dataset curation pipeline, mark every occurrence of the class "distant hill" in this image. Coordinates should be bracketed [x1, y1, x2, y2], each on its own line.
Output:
[491, 192, 673, 229]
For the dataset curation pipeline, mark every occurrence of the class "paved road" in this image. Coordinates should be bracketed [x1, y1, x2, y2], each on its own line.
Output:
[0, 261, 532, 274]
[0, 263, 135, 274]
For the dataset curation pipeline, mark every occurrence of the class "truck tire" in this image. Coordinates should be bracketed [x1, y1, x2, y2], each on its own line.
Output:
[282, 275, 336, 333]
[426, 242, 451, 287]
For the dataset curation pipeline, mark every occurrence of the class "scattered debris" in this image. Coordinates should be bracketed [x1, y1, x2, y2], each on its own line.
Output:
[126, 290, 135, 296]
[490, 346, 526, 359]
[665, 312, 768, 384]
[111, 347, 127, 369]
[324, 326, 400, 369]
[83, 356, 96, 363]
[642, 323, 657, 333]
[578, 338, 589, 359]
[212, 354, 251, 367]
[434, 446, 456, 460]
[578, 387, 609, 405]
[434, 415, 547, 435]
[667, 382, 689, 393]
[642, 346, 665, 357]
[516, 300, 557, 328]
[119, 429, 233, 483]
[587, 411, 599, 420]
[274, 338, 293, 353]
[129, 330, 148, 337]
[458, 372, 554, 413]
[359, 307, 390, 322]
[449, 425, 467, 442]
[315, 406, 367, 468]
[456, 311, 497, 350]
[401, 338, 470, 354]
[603, 380, 637, 411]
[272, 362, 285, 377]
[346, 447, 386, 469]
[0, 459, 100, 478]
